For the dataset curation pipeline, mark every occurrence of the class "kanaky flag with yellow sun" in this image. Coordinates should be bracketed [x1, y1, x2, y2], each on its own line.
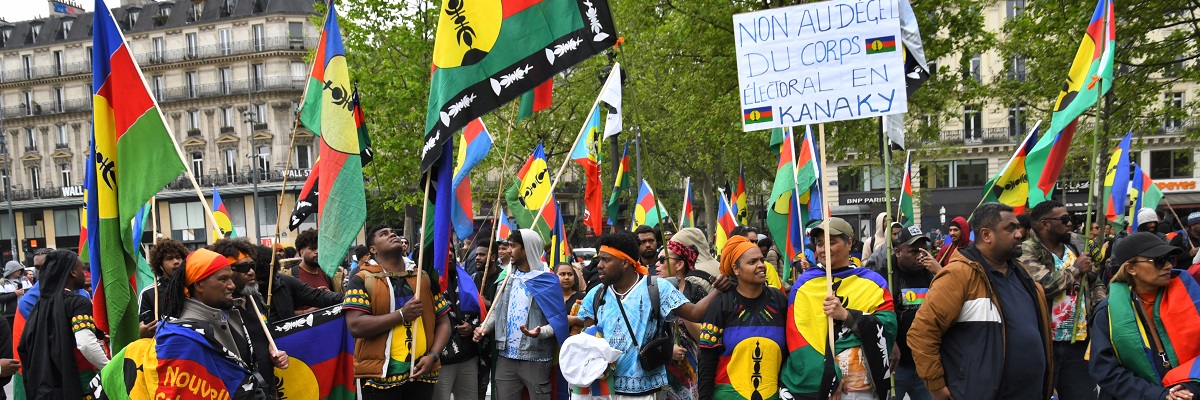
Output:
[422, 0, 619, 172]
[299, 0, 364, 278]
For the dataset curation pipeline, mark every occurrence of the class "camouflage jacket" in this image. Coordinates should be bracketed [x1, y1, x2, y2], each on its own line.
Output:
[1018, 234, 1107, 315]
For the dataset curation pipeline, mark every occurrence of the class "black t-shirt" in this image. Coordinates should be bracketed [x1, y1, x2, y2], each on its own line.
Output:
[983, 257, 1046, 399]
[891, 263, 933, 367]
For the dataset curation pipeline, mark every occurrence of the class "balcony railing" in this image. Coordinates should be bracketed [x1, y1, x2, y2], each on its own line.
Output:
[0, 98, 91, 119]
[938, 127, 1016, 145]
[0, 36, 316, 83]
[157, 76, 305, 102]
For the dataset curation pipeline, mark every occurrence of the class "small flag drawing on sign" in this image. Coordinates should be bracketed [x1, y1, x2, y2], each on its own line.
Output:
[744, 106, 773, 124]
[865, 36, 897, 54]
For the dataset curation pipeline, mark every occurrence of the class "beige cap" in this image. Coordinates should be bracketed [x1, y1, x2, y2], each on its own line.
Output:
[809, 217, 855, 242]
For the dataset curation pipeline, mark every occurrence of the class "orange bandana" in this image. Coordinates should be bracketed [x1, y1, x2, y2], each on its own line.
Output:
[719, 235, 757, 276]
[225, 252, 250, 266]
[599, 245, 648, 275]
[186, 249, 230, 287]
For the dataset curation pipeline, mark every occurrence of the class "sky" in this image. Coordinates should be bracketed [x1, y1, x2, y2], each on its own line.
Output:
[4, 1, 95, 23]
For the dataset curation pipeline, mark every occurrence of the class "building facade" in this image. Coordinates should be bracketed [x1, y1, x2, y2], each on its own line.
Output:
[0, 0, 324, 262]
[826, 0, 1199, 237]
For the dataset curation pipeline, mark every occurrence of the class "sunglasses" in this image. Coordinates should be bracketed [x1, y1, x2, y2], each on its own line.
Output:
[230, 261, 254, 273]
[1041, 215, 1072, 225]
[1131, 257, 1173, 270]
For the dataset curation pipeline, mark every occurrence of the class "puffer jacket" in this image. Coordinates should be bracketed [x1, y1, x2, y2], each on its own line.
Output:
[907, 246, 1054, 400]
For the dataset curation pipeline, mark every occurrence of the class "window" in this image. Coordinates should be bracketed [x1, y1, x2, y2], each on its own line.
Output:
[224, 149, 237, 181]
[289, 22, 303, 39]
[22, 90, 31, 115]
[191, 152, 203, 177]
[54, 209, 81, 236]
[186, 71, 198, 97]
[964, 105, 982, 142]
[295, 144, 311, 169]
[251, 63, 264, 90]
[1006, 0, 1025, 18]
[291, 62, 306, 84]
[185, 33, 198, 58]
[53, 51, 63, 75]
[223, 196, 247, 237]
[56, 124, 68, 148]
[1008, 55, 1026, 81]
[1149, 150, 1192, 179]
[256, 146, 270, 173]
[59, 163, 70, 185]
[191, 2, 204, 21]
[152, 75, 165, 99]
[23, 210, 44, 239]
[1164, 92, 1184, 129]
[926, 60, 938, 77]
[169, 201, 205, 242]
[836, 165, 900, 192]
[25, 128, 36, 150]
[255, 103, 268, 125]
[218, 28, 232, 55]
[128, 8, 140, 26]
[28, 167, 40, 192]
[1008, 103, 1027, 137]
[920, 159, 988, 189]
[152, 37, 164, 62]
[52, 87, 63, 112]
[86, 46, 92, 68]
[257, 194, 277, 233]
[62, 19, 73, 36]
[968, 54, 982, 83]
[220, 107, 234, 128]
[22, 55, 31, 79]
[218, 67, 232, 94]
[252, 24, 265, 51]
[187, 110, 201, 131]
[30, 24, 41, 43]
[1165, 55, 1184, 78]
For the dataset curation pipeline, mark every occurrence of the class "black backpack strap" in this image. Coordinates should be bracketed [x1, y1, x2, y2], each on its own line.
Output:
[592, 283, 607, 319]
[647, 275, 661, 324]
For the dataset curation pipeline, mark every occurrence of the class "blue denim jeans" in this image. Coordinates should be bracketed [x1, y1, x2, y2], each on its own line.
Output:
[894, 363, 933, 400]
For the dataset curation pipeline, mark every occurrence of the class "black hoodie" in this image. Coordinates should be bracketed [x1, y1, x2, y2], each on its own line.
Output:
[17, 250, 90, 399]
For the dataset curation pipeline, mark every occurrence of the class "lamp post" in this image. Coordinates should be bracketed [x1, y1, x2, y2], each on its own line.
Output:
[243, 109, 260, 242]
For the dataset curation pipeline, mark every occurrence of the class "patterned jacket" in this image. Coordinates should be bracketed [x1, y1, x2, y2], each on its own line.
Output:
[1018, 234, 1107, 315]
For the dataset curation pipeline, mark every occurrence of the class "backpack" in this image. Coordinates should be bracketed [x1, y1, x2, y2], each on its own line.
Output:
[591, 275, 673, 370]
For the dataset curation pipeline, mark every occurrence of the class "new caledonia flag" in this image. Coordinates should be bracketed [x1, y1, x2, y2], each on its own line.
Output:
[299, 1, 366, 277]
[90, 0, 187, 352]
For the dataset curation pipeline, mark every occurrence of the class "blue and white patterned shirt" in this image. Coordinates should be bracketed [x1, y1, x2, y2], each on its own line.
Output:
[578, 277, 690, 395]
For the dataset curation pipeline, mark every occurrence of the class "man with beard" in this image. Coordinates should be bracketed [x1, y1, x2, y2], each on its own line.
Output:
[155, 248, 288, 400]
[908, 203, 1052, 400]
[283, 229, 346, 294]
[250, 245, 343, 322]
[18, 250, 107, 398]
[208, 238, 285, 399]
[635, 225, 660, 268]
[1018, 200, 1102, 400]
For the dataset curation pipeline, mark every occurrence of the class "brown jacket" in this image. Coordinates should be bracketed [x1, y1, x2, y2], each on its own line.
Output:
[907, 248, 1053, 400]
[351, 265, 438, 379]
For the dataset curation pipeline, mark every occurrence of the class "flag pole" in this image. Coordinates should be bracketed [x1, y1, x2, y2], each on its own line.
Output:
[1075, 1, 1110, 344]
[816, 122, 836, 359]
[265, 110, 305, 311]
[151, 196, 159, 321]
[881, 117, 895, 292]
[481, 112, 516, 315]
[409, 172, 433, 375]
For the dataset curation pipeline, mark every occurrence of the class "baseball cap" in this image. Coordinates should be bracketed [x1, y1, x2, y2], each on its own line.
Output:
[895, 225, 930, 248]
[809, 217, 855, 242]
[1111, 232, 1182, 268]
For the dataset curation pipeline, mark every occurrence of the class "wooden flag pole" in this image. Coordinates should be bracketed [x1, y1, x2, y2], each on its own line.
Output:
[151, 197, 160, 321]
[266, 111, 305, 310]
[816, 122, 836, 359]
[480, 112, 516, 317]
[409, 172, 433, 376]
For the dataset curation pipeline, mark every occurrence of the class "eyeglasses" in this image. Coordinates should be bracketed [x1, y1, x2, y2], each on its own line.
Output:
[1131, 257, 1173, 270]
[1041, 215, 1072, 225]
[230, 261, 254, 273]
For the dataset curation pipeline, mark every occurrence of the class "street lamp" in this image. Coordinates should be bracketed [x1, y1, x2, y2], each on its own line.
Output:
[243, 109, 261, 241]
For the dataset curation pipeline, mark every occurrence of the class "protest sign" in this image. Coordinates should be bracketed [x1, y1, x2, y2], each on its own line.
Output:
[734, 0, 908, 131]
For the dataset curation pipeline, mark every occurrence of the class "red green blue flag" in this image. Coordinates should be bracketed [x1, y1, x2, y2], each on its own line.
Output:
[983, 121, 1040, 214]
[90, 0, 188, 352]
[1026, 121, 1078, 206]
[767, 127, 798, 272]
[634, 180, 666, 228]
[271, 306, 356, 400]
[495, 205, 515, 243]
[680, 177, 695, 229]
[422, 0, 618, 171]
[451, 118, 494, 239]
[1104, 131, 1133, 224]
[299, 1, 366, 277]
[1130, 163, 1164, 230]
[897, 151, 914, 227]
[607, 141, 631, 227]
[573, 105, 604, 235]
[715, 191, 738, 256]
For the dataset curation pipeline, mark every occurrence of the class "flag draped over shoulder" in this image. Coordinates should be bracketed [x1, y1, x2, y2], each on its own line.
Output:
[784, 268, 897, 399]
[897, 151, 914, 227]
[422, 0, 619, 171]
[154, 323, 250, 400]
[680, 177, 695, 228]
[271, 306, 357, 400]
[572, 105, 604, 235]
[634, 180, 666, 228]
[90, 0, 187, 352]
[299, 2, 365, 277]
[451, 118, 494, 239]
[1104, 131, 1133, 223]
[1106, 274, 1200, 388]
[1028, 0, 1114, 205]
[983, 121, 1039, 215]
[606, 141, 631, 227]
